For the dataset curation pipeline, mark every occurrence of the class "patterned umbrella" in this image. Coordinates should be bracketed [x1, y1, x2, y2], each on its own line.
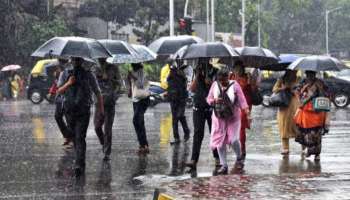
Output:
[131, 44, 157, 62]
[149, 35, 204, 56]
[1, 65, 21, 72]
[98, 39, 136, 55]
[235, 46, 279, 68]
[31, 37, 111, 62]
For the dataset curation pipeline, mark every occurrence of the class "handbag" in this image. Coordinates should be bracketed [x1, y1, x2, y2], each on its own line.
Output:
[251, 89, 263, 105]
[132, 82, 150, 99]
[269, 89, 293, 107]
[312, 96, 331, 112]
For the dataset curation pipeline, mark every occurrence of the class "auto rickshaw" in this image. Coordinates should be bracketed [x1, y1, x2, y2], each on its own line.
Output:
[27, 59, 60, 104]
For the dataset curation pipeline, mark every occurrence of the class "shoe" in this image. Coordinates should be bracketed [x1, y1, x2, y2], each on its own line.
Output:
[64, 142, 74, 150]
[62, 138, 71, 146]
[74, 167, 85, 177]
[281, 149, 289, 156]
[103, 155, 110, 161]
[314, 154, 320, 161]
[241, 152, 246, 161]
[185, 161, 197, 170]
[137, 146, 150, 154]
[216, 166, 228, 175]
[184, 133, 190, 142]
[170, 138, 180, 145]
[234, 160, 244, 170]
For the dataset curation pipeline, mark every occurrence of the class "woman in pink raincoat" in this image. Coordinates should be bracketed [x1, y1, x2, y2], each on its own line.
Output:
[207, 69, 251, 175]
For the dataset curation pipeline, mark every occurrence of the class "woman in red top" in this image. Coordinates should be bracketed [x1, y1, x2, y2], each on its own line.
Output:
[229, 61, 254, 160]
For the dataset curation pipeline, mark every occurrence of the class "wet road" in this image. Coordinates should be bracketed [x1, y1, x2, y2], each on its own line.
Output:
[0, 98, 349, 199]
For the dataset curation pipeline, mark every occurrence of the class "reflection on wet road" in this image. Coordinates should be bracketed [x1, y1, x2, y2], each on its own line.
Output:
[0, 98, 350, 199]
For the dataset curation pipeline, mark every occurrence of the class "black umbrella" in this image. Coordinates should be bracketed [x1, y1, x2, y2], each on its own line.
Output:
[288, 55, 346, 71]
[235, 46, 279, 68]
[31, 37, 111, 61]
[148, 35, 204, 56]
[181, 42, 239, 60]
[260, 54, 302, 71]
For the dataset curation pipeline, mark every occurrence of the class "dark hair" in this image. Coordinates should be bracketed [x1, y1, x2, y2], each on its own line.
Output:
[217, 68, 229, 78]
[131, 63, 143, 70]
[234, 60, 243, 66]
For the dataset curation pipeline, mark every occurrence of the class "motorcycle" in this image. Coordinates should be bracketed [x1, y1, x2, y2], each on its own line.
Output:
[148, 81, 193, 108]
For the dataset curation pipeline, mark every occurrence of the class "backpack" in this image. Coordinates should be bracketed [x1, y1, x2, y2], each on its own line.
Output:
[63, 68, 90, 114]
[214, 81, 235, 119]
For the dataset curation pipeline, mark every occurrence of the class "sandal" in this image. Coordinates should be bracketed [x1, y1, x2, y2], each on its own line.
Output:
[281, 149, 289, 155]
[216, 166, 228, 175]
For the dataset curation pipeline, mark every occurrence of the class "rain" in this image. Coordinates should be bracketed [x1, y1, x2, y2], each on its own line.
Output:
[1, 0, 350, 199]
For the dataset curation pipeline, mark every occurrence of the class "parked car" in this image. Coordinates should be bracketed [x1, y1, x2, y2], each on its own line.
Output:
[26, 59, 59, 104]
[259, 72, 350, 108]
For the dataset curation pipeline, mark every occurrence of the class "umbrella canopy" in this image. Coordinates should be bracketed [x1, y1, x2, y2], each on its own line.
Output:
[1, 65, 21, 72]
[288, 55, 346, 72]
[182, 42, 239, 60]
[31, 37, 111, 61]
[235, 46, 279, 68]
[98, 39, 136, 55]
[131, 44, 157, 62]
[148, 35, 204, 56]
[107, 44, 158, 64]
[260, 54, 301, 71]
[170, 45, 188, 60]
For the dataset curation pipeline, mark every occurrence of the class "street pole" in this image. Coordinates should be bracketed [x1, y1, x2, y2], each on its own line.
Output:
[169, 0, 174, 36]
[184, 0, 189, 17]
[211, 0, 215, 42]
[257, 0, 261, 47]
[326, 10, 329, 55]
[242, 0, 245, 47]
[47, 0, 50, 16]
[325, 7, 341, 55]
[206, 0, 210, 41]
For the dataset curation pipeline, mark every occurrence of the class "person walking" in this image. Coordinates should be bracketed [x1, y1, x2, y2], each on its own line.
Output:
[167, 63, 190, 144]
[294, 71, 330, 161]
[94, 58, 122, 161]
[185, 60, 220, 173]
[55, 59, 73, 147]
[127, 63, 151, 154]
[57, 57, 104, 177]
[207, 69, 250, 175]
[272, 70, 301, 156]
[229, 60, 256, 160]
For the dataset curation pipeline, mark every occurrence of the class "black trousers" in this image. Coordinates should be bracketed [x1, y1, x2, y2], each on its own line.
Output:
[133, 98, 150, 147]
[170, 100, 190, 139]
[54, 102, 72, 139]
[94, 104, 116, 156]
[191, 108, 219, 163]
[66, 110, 90, 169]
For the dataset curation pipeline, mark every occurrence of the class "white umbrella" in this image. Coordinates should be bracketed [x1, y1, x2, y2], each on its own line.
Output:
[1, 65, 21, 72]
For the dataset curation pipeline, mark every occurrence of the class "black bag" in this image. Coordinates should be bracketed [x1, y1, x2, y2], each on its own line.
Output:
[269, 89, 293, 107]
[214, 82, 234, 119]
[251, 89, 263, 105]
